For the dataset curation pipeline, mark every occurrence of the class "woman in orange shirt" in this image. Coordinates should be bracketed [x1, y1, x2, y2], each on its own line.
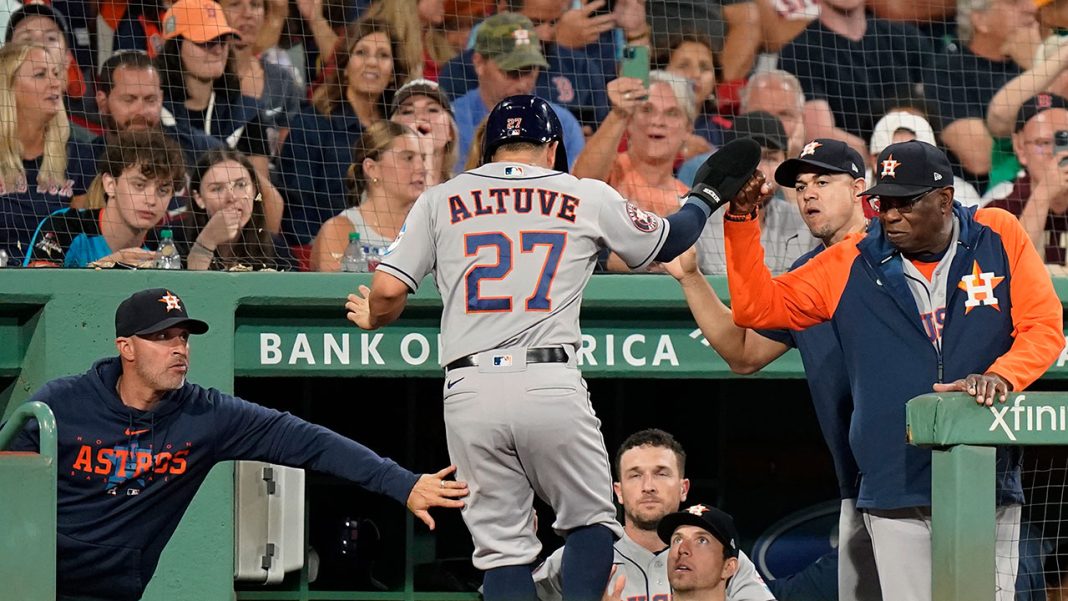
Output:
[572, 69, 695, 218]
[572, 69, 695, 270]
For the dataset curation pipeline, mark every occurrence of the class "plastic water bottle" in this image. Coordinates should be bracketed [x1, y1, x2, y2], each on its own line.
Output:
[0, 248, 8, 267]
[340, 232, 368, 273]
[156, 229, 182, 270]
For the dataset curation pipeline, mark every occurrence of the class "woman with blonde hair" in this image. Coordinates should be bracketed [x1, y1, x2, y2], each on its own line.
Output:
[0, 41, 74, 264]
[310, 120, 426, 272]
[277, 17, 410, 246]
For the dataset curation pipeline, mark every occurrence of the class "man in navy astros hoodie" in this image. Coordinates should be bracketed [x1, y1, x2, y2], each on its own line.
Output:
[7, 287, 469, 601]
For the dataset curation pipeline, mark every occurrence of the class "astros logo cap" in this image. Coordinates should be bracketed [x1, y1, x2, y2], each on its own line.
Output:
[115, 288, 210, 338]
[860, 140, 953, 198]
[656, 502, 740, 557]
[774, 138, 864, 187]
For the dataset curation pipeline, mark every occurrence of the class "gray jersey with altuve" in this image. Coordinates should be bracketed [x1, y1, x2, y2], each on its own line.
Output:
[376, 162, 670, 365]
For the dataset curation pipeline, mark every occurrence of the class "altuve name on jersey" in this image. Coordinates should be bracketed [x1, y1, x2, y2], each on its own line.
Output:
[449, 188, 579, 224]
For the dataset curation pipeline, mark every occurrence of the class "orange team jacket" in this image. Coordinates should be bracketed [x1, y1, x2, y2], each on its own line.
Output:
[724, 203, 1064, 510]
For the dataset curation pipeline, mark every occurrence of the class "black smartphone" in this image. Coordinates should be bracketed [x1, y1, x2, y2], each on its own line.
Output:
[591, 0, 615, 16]
[1056, 130, 1068, 166]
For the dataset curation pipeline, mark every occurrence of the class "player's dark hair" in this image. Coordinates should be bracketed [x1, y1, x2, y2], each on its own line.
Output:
[614, 428, 686, 479]
[97, 50, 156, 95]
[99, 130, 187, 191]
[347, 120, 417, 205]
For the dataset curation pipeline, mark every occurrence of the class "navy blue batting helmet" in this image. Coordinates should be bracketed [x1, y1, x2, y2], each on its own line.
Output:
[481, 95, 568, 171]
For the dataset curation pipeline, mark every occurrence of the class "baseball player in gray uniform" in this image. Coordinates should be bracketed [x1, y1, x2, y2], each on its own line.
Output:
[533, 429, 774, 601]
[346, 95, 763, 601]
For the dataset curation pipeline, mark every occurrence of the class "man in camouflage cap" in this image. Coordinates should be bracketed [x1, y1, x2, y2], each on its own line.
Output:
[451, 12, 586, 172]
[475, 12, 550, 74]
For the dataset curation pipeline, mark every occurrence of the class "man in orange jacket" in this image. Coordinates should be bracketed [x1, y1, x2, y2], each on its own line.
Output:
[721, 140, 1064, 601]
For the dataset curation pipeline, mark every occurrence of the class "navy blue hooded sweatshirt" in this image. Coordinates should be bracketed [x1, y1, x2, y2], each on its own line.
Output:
[10, 357, 419, 601]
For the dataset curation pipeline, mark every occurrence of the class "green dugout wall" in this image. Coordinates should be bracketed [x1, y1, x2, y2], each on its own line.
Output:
[3, 271, 1068, 600]
[908, 393, 1068, 601]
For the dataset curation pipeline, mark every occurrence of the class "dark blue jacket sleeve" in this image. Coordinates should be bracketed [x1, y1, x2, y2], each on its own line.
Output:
[655, 202, 708, 262]
[211, 392, 419, 505]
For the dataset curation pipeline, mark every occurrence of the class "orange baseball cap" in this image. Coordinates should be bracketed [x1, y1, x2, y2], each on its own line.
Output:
[1036, 0, 1053, 7]
[162, 0, 237, 43]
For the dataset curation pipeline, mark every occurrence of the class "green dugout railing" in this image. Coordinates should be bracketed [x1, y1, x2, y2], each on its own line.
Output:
[0, 401, 58, 601]
[907, 392, 1068, 601]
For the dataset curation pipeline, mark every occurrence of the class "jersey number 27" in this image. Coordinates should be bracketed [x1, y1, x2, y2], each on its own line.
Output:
[465, 231, 566, 313]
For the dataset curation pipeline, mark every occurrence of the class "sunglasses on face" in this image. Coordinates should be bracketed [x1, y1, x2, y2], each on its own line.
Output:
[868, 188, 935, 214]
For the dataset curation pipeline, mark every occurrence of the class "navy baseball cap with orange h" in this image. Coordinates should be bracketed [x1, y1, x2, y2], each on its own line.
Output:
[115, 288, 209, 338]
[861, 140, 953, 199]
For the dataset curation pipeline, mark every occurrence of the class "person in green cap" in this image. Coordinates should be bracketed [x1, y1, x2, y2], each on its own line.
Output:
[451, 12, 586, 172]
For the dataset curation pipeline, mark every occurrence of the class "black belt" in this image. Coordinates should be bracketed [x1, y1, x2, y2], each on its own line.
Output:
[445, 347, 568, 371]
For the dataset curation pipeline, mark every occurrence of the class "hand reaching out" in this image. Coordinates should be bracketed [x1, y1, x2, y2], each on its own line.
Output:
[727, 170, 773, 216]
[406, 465, 468, 530]
[345, 285, 374, 330]
[663, 246, 700, 282]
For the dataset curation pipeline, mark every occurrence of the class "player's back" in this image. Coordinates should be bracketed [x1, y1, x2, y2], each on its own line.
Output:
[378, 162, 667, 365]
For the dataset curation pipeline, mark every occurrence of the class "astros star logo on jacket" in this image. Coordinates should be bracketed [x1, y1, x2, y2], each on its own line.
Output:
[958, 260, 1004, 314]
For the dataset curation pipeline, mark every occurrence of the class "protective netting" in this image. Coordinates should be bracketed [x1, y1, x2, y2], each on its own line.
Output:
[0, 0, 1062, 273]
[1018, 447, 1068, 600]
